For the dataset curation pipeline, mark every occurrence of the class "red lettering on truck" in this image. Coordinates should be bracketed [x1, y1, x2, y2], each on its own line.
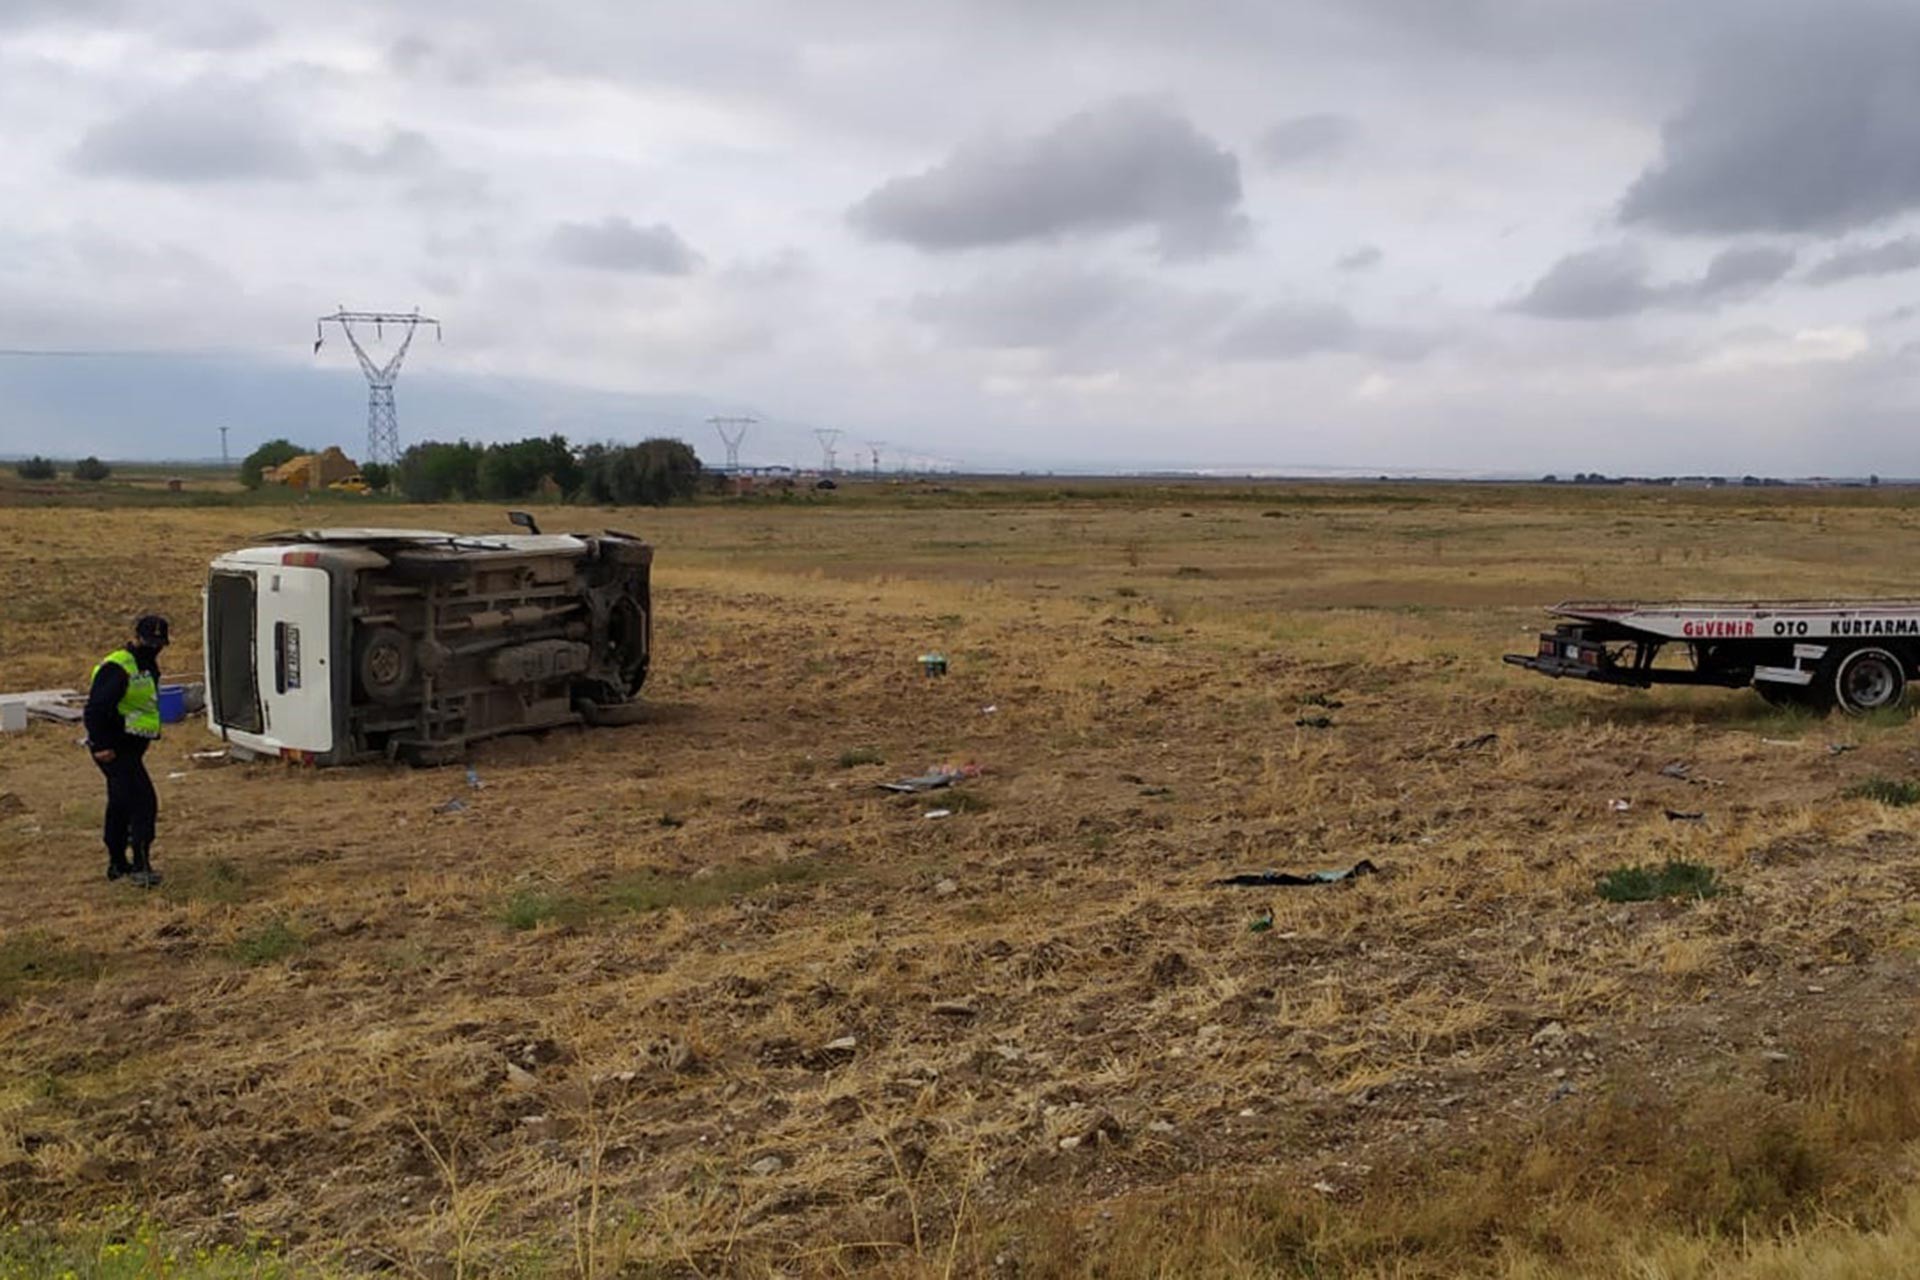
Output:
[1681, 620, 1755, 638]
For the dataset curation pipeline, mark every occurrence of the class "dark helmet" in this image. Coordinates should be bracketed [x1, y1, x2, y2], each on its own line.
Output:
[133, 614, 171, 648]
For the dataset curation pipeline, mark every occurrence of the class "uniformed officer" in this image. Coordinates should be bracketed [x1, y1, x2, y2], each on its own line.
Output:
[83, 615, 169, 887]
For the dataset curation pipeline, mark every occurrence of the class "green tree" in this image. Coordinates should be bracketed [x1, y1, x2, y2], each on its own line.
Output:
[72, 456, 111, 481]
[477, 435, 580, 500]
[395, 440, 483, 501]
[580, 438, 703, 506]
[359, 462, 392, 493]
[14, 457, 55, 480]
[241, 439, 305, 490]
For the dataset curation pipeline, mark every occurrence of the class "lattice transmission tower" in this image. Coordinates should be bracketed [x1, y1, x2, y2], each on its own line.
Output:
[865, 441, 884, 475]
[708, 416, 756, 470]
[314, 308, 442, 467]
[813, 428, 842, 473]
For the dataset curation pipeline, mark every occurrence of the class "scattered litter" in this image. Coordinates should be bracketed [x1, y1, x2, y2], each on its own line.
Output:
[503, 1061, 537, 1091]
[879, 761, 982, 793]
[1294, 715, 1334, 729]
[1829, 743, 1859, 755]
[1311, 1180, 1338, 1195]
[1, 687, 82, 728]
[981, 704, 998, 715]
[933, 878, 959, 897]
[1608, 799, 1632, 812]
[1453, 732, 1498, 751]
[166, 772, 188, 781]
[918, 652, 948, 677]
[1664, 809, 1705, 822]
[434, 798, 468, 815]
[931, 999, 976, 1018]
[189, 748, 230, 764]
[748, 1155, 785, 1177]
[1215, 860, 1378, 887]
[466, 767, 484, 790]
[1139, 785, 1174, 797]
[1659, 762, 1692, 780]
[923, 808, 953, 820]
[1302, 693, 1344, 709]
[1248, 907, 1275, 933]
[1760, 737, 1800, 747]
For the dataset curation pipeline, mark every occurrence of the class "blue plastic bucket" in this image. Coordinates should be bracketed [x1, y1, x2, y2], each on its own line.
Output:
[158, 684, 187, 724]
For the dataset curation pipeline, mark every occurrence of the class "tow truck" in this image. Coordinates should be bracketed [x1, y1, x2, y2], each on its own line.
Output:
[1504, 599, 1920, 715]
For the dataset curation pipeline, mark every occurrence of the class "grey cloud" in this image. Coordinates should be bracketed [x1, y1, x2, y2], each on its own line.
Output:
[333, 129, 490, 204]
[1337, 245, 1383, 271]
[1217, 301, 1434, 362]
[72, 79, 313, 182]
[850, 97, 1247, 260]
[1514, 243, 1793, 318]
[550, 217, 701, 274]
[1807, 235, 1920, 286]
[1692, 245, 1795, 297]
[1620, 11, 1920, 234]
[1512, 245, 1659, 319]
[908, 267, 1237, 358]
[1257, 113, 1356, 166]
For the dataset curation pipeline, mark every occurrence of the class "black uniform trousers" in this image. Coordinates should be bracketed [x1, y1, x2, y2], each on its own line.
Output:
[94, 738, 156, 861]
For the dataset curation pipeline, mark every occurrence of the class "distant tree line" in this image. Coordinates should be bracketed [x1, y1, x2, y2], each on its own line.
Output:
[237, 434, 704, 505]
[396, 435, 703, 505]
[13, 455, 110, 481]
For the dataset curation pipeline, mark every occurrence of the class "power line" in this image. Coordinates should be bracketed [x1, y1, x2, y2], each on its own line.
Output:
[812, 427, 842, 473]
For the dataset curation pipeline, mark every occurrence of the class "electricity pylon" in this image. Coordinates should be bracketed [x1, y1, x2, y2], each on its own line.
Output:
[813, 428, 842, 473]
[709, 416, 755, 470]
[314, 308, 441, 467]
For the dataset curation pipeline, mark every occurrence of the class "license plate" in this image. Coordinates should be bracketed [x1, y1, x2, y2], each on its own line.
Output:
[283, 624, 302, 690]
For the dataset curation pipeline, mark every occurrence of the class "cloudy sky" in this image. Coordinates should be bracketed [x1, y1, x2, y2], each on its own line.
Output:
[5, 0, 1920, 473]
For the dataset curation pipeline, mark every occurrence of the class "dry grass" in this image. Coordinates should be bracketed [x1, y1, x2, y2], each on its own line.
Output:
[6, 480, 1920, 1275]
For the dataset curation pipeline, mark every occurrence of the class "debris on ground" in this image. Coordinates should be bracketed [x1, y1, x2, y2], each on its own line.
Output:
[1664, 809, 1705, 822]
[1829, 743, 1859, 755]
[1294, 715, 1334, 729]
[1215, 860, 1378, 887]
[879, 761, 983, 793]
[918, 652, 948, 677]
[1453, 732, 1498, 751]
[466, 767, 485, 790]
[1609, 798, 1632, 812]
[1659, 761, 1692, 780]
[933, 878, 959, 897]
[1248, 907, 1274, 933]
[1302, 693, 1344, 709]
[435, 798, 468, 815]
[189, 748, 230, 765]
[923, 808, 953, 820]
[2, 688, 84, 726]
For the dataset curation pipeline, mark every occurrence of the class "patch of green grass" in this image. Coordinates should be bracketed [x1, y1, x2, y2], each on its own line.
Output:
[837, 746, 885, 768]
[163, 856, 253, 904]
[0, 1215, 300, 1278]
[497, 890, 587, 931]
[1597, 860, 1724, 903]
[1846, 777, 1920, 806]
[0, 932, 101, 1000]
[607, 860, 829, 913]
[225, 917, 305, 966]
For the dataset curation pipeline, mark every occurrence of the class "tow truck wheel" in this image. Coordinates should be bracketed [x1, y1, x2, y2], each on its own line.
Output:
[1833, 647, 1907, 715]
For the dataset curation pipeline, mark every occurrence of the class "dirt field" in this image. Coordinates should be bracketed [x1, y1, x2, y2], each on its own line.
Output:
[6, 482, 1920, 1277]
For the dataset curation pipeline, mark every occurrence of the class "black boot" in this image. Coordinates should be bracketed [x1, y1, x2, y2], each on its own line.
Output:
[107, 849, 131, 881]
[128, 844, 162, 888]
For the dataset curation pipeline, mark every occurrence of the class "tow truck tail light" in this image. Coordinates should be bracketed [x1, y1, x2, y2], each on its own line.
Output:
[281, 551, 321, 567]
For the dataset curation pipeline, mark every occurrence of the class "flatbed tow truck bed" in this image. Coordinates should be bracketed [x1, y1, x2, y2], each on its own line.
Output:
[1504, 599, 1920, 714]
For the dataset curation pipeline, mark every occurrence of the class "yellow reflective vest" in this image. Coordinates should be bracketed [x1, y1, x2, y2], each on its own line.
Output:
[92, 649, 161, 740]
